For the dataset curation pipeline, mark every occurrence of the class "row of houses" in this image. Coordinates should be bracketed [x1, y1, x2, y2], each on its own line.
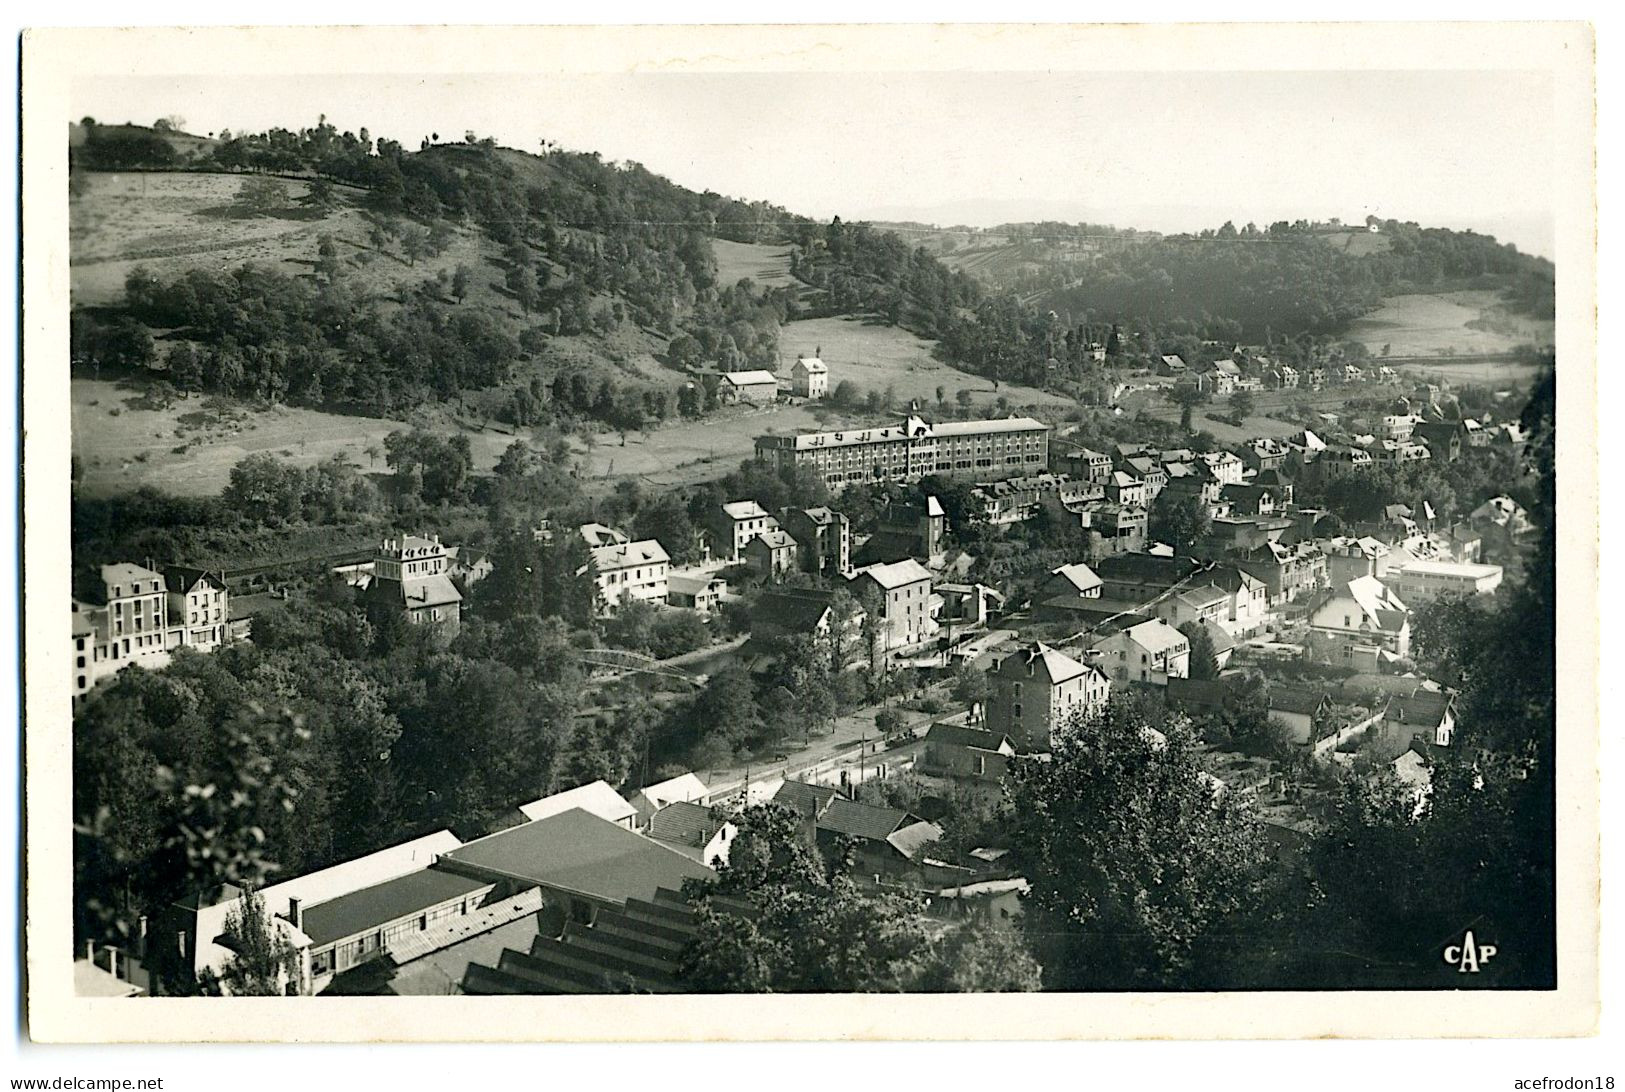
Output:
[71, 562, 237, 700]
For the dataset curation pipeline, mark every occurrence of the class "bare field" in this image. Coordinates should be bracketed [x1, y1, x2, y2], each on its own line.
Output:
[710, 239, 800, 291]
[1123, 402, 1305, 442]
[779, 315, 1072, 410]
[1346, 291, 1554, 358]
[72, 379, 516, 498]
[573, 403, 833, 488]
[1393, 359, 1547, 386]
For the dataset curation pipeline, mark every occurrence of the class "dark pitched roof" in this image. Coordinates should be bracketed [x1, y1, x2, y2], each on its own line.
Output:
[439, 809, 714, 906]
[300, 868, 491, 948]
[647, 801, 728, 849]
[752, 589, 840, 631]
[924, 722, 1014, 753]
[771, 780, 841, 820]
[1269, 686, 1331, 716]
[163, 565, 225, 594]
[1384, 690, 1455, 727]
[817, 798, 911, 841]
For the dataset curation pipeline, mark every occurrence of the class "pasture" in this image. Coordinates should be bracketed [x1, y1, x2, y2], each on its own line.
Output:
[778, 315, 1073, 410]
[71, 379, 516, 498]
[1346, 291, 1554, 359]
[710, 239, 801, 291]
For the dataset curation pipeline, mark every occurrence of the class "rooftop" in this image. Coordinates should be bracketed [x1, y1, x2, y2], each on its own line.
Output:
[722, 370, 779, 386]
[631, 773, 712, 811]
[517, 781, 638, 826]
[997, 642, 1093, 686]
[924, 721, 1015, 753]
[440, 809, 714, 906]
[1048, 562, 1102, 595]
[771, 780, 842, 820]
[647, 801, 730, 849]
[1395, 559, 1503, 579]
[300, 868, 491, 949]
[100, 562, 163, 591]
[1114, 619, 1188, 656]
[763, 415, 1048, 452]
[817, 797, 912, 841]
[750, 530, 798, 551]
[751, 588, 846, 632]
[590, 539, 670, 570]
[667, 572, 722, 596]
[720, 500, 771, 520]
[852, 557, 933, 591]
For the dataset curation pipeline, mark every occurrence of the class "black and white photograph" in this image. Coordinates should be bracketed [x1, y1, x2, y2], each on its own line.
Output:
[19, 19, 1600, 1047]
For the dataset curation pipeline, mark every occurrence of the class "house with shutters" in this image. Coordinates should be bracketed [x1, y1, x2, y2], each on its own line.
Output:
[72, 562, 239, 700]
[362, 534, 464, 634]
[848, 558, 937, 654]
[706, 500, 778, 562]
[1308, 576, 1412, 666]
[790, 356, 828, 399]
[585, 538, 671, 613]
[778, 505, 850, 575]
[743, 529, 800, 582]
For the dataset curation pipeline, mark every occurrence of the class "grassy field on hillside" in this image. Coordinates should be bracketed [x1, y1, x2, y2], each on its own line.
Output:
[72, 172, 489, 310]
[711, 239, 800, 291]
[72, 378, 518, 498]
[1346, 291, 1554, 358]
[779, 315, 1072, 410]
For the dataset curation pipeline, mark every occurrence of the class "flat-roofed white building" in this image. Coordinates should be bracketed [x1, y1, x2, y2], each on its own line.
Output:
[1387, 559, 1503, 604]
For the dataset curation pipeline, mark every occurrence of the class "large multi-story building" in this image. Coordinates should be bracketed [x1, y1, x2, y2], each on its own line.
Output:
[778, 506, 850, 575]
[586, 538, 671, 613]
[985, 642, 1111, 752]
[848, 558, 936, 654]
[755, 414, 1050, 490]
[706, 501, 778, 563]
[72, 563, 235, 700]
[363, 534, 464, 634]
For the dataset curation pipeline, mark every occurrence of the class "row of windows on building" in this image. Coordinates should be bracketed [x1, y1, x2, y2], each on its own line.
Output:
[602, 566, 667, 585]
[820, 453, 1042, 485]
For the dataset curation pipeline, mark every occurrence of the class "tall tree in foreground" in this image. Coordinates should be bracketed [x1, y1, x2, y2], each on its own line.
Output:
[1178, 621, 1220, 680]
[1006, 693, 1272, 990]
[677, 804, 1040, 993]
[1149, 491, 1211, 553]
[1297, 367, 1557, 989]
[200, 889, 300, 996]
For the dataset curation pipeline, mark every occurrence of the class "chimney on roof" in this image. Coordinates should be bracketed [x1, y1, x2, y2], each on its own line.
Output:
[287, 897, 304, 930]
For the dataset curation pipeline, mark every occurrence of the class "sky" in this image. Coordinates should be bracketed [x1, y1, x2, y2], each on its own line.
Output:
[72, 69, 1556, 257]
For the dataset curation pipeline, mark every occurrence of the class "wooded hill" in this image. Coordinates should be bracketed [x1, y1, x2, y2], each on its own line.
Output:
[71, 118, 1554, 435]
